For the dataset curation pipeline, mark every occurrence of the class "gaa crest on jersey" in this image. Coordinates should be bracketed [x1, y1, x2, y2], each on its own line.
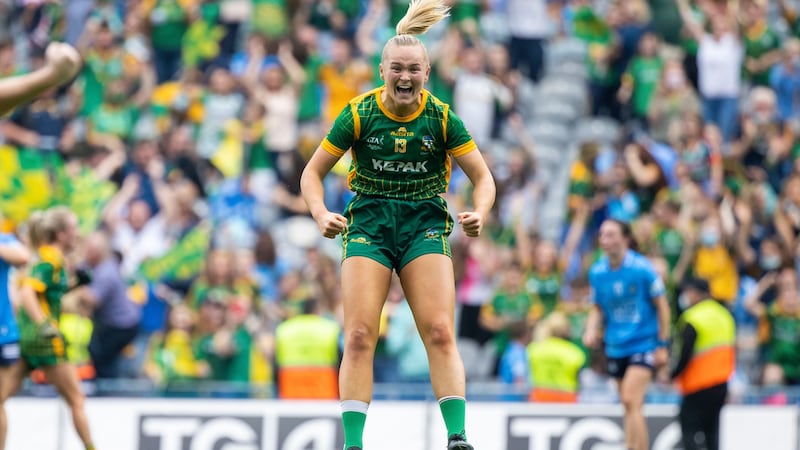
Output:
[421, 135, 435, 152]
[365, 135, 384, 151]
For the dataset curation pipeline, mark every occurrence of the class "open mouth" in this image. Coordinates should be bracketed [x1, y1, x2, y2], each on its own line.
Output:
[396, 86, 413, 95]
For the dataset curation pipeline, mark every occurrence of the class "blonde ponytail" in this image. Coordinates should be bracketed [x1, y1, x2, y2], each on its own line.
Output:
[382, 0, 450, 64]
[395, 0, 450, 36]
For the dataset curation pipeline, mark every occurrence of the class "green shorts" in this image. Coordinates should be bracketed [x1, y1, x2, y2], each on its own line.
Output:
[20, 328, 67, 369]
[342, 194, 454, 270]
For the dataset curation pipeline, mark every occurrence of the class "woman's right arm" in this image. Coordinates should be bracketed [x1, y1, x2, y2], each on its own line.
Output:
[744, 273, 774, 319]
[300, 148, 348, 239]
[675, 0, 706, 43]
[20, 282, 48, 326]
[774, 204, 797, 251]
[582, 304, 604, 349]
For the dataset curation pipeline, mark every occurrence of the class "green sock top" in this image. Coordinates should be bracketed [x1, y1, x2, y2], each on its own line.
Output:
[439, 396, 466, 438]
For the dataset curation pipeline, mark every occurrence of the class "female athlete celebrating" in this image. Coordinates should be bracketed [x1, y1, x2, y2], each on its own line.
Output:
[300, 0, 495, 448]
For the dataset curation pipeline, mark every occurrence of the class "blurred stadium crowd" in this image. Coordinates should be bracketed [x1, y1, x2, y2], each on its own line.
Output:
[2, 0, 800, 402]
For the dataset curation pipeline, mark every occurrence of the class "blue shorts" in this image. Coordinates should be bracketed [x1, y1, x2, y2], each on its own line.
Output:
[607, 351, 655, 379]
[0, 342, 20, 366]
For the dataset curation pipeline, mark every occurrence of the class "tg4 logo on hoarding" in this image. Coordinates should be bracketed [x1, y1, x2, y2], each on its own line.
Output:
[506, 415, 681, 450]
[138, 415, 263, 450]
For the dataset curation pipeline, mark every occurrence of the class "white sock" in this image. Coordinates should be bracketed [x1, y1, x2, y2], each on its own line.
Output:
[341, 399, 369, 414]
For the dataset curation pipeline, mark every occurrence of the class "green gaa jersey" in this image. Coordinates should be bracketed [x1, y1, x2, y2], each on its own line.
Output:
[19, 245, 68, 325]
[321, 87, 477, 200]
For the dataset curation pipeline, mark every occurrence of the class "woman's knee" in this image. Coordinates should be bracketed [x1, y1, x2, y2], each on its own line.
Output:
[619, 380, 646, 410]
[619, 390, 643, 411]
[423, 320, 456, 351]
[344, 324, 377, 355]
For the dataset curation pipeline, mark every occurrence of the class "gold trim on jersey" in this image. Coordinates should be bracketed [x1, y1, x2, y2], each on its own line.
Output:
[440, 196, 451, 255]
[38, 294, 52, 318]
[376, 87, 430, 123]
[342, 198, 358, 258]
[22, 278, 47, 293]
[38, 245, 63, 269]
[445, 156, 452, 189]
[321, 138, 347, 157]
[350, 103, 361, 140]
[431, 96, 449, 142]
[448, 140, 478, 158]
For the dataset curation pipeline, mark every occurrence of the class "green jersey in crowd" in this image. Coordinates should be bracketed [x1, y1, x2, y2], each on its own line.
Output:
[484, 291, 538, 356]
[148, 0, 190, 52]
[623, 56, 663, 118]
[572, 6, 618, 87]
[195, 326, 252, 382]
[321, 87, 477, 200]
[766, 304, 800, 381]
[743, 23, 782, 86]
[525, 272, 560, 317]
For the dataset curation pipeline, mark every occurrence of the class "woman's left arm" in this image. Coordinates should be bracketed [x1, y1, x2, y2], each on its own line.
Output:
[454, 150, 496, 237]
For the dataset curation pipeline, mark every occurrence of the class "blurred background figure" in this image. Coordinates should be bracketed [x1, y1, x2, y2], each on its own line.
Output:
[527, 311, 586, 403]
[77, 230, 142, 380]
[671, 277, 735, 450]
[274, 298, 340, 399]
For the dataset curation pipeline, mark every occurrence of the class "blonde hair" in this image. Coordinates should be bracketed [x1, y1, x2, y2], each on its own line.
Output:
[534, 311, 571, 341]
[395, 0, 450, 36]
[748, 85, 777, 108]
[26, 206, 75, 248]
[382, 0, 450, 63]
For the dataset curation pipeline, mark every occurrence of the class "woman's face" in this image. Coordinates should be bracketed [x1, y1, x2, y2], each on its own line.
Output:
[533, 241, 557, 273]
[711, 15, 730, 37]
[682, 114, 701, 138]
[638, 33, 658, 57]
[331, 38, 351, 65]
[380, 43, 430, 111]
[598, 220, 628, 258]
[209, 69, 235, 94]
[262, 65, 285, 91]
[486, 45, 509, 74]
[461, 47, 484, 74]
[94, 27, 115, 50]
[501, 267, 524, 292]
[169, 305, 194, 330]
[207, 251, 232, 283]
[661, 62, 687, 92]
[699, 216, 722, 248]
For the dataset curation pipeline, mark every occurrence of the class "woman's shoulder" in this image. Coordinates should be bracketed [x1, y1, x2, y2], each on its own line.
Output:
[425, 90, 451, 113]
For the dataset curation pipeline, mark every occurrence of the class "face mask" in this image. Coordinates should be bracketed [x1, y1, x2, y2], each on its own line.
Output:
[172, 93, 189, 112]
[760, 255, 782, 271]
[678, 293, 691, 311]
[700, 230, 720, 247]
[665, 71, 685, 89]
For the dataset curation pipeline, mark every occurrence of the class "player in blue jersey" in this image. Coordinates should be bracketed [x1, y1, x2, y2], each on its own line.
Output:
[583, 219, 671, 450]
[0, 230, 31, 450]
